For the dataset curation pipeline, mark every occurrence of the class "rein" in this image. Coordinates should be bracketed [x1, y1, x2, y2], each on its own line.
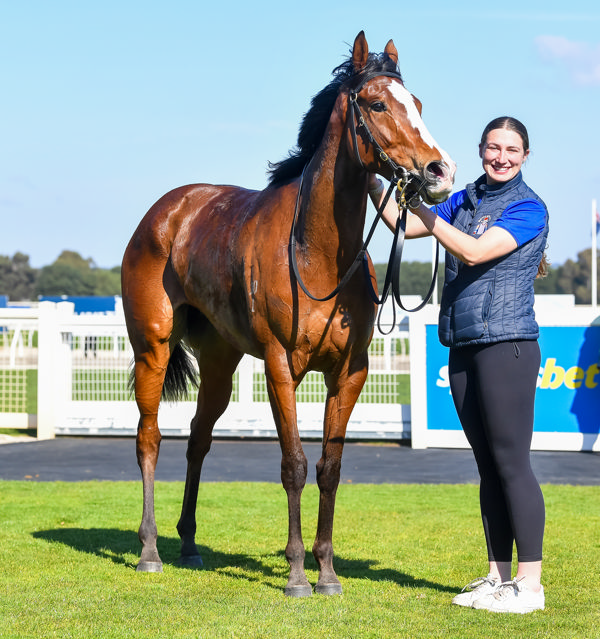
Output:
[369, 196, 440, 335]
[289, 71, 440, 333]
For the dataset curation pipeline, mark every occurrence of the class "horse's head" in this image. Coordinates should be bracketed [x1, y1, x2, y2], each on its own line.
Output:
[344, 31, 456, 205]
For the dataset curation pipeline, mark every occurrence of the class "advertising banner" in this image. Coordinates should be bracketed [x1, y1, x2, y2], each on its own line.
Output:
[411, 304, 600, 451]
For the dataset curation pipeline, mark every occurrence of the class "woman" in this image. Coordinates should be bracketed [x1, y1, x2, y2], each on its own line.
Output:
[369, 116, 548, 614]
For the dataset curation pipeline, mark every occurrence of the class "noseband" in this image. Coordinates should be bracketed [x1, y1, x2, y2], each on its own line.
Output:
[289, 71, 439, 331]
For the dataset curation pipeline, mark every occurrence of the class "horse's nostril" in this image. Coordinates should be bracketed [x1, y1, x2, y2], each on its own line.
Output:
[425, 161, 447, 182]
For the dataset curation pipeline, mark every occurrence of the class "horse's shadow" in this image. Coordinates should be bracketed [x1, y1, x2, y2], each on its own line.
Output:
[33, 527, 456, 594]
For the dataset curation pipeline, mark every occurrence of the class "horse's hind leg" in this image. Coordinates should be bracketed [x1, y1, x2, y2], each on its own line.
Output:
[123, 261, 180, 572]
[133, 340, 171, 572]
[176, 326, 243, 567]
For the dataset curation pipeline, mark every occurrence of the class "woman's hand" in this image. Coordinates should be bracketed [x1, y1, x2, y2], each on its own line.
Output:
[368, 174, 430, 236]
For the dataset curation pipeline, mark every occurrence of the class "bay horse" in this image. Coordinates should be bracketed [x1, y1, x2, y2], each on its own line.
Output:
[122, 31, 455, 597]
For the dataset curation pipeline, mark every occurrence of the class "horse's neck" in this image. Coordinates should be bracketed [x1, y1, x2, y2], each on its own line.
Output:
[300, 156, 368, 267]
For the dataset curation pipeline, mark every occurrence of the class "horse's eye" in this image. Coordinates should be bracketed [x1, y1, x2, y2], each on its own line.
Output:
[370, 102, 386, 113]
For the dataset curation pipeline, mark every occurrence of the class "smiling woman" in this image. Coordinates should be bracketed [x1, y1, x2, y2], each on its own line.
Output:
[478, 116, 530, 185]
[372, 115, 550, 614]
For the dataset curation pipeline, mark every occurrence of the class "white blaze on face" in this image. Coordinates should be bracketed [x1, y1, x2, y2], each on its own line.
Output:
[387, 80, 454, 171]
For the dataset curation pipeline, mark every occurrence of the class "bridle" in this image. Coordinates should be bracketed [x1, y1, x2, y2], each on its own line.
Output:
[289, 71, 439, 333]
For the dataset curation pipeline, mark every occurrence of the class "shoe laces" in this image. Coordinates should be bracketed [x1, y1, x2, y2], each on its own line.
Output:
[493, 577, 524, 600]
[461, 576, 497, 593]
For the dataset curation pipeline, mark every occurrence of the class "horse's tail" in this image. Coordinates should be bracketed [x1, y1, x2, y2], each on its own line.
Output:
[162, 343, 199, 401]
[128, 343, 199, 402]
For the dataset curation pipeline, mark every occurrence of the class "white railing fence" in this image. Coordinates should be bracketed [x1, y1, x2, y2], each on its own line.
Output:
[3, 296, 597, 450]
[1, 301, 412, 441]
[0, 307, 38, 428]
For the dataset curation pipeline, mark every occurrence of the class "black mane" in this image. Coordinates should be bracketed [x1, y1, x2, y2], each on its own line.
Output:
[267, 48, 402, 186]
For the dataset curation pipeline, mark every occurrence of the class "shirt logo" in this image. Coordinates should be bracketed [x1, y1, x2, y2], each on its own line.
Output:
[473, 215, 491, 236]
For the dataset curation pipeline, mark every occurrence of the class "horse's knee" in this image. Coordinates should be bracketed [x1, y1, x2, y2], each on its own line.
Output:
[316, 456, 342, 493]
[281, 452, 308, 492]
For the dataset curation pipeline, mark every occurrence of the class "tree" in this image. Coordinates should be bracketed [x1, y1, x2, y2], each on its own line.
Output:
[0, 252, 37, 300]
[554, 249, 598, 304]
[35, 262, 96, 296]
[533, 265, 559, 295]
[374, 260, 444, 299]
[93, 267, 121, 296]
[375, 252, 597, 306]
[35, 251, 121, 297]
[52, 250, 96, 270]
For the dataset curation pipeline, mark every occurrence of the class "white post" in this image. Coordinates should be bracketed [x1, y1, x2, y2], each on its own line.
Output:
[37, 302, 58, 440]
[37, 301, 75, 440]
[592, 199, 597, 312]
[383, 332, 392, 370]
[237, 355, 254, 406]
[408, 306, 436, 448]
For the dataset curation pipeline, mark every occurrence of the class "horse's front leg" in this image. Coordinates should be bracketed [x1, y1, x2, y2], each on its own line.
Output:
[313, 359, 368, 595]
[264, 357, 311, 597]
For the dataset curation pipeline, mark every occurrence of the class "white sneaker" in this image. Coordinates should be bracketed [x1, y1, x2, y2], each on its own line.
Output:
[451, 576, 498, 607]
[472, 578, 545, 613]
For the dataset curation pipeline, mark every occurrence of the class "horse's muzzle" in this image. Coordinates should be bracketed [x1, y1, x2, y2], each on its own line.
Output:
[421, 160, 456, 204]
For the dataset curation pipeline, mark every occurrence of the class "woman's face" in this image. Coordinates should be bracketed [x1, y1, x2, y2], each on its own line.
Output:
[479, 128, 529, 185]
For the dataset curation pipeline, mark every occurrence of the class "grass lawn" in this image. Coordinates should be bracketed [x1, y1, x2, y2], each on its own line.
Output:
[0, 481, 598, 638]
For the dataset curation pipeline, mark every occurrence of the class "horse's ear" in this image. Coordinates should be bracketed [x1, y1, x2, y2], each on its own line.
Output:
[384, 39, 399, 66]
[352, 31, 369, 71]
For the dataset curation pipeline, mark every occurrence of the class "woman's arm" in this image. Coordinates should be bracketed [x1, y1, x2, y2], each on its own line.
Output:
[368, 175, 517, 266]
[411, 205, 517, 266]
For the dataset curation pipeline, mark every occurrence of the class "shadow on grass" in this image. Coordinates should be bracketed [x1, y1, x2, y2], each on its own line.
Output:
[331, 554, 456, 593]
[32, 527, 454, 594]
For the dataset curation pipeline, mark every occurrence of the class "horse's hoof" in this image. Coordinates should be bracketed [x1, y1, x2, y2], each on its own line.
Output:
[136, 561, 163, 573]
[315, 582, 343, 596]
[284, 584, 313, 598]
[177, 554, 204, 569]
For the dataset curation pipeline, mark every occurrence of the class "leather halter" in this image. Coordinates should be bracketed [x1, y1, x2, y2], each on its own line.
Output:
[347, 71, 407, 176]
[289, 71, 439, 330]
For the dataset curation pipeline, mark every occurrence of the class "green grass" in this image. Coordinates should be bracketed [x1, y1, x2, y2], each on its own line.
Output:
[0, 481, 598, 638]
[0, 369, 37, 414]
[0, 428, 36, 438]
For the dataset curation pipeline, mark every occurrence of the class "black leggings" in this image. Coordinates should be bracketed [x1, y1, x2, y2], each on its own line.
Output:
[449, 340, 545, 563]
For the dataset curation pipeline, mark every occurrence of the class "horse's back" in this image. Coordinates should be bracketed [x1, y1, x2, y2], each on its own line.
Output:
[122, 181, 284, 354]
[124, 183, 261, 261]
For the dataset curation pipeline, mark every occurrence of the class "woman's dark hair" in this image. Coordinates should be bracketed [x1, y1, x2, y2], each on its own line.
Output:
[480, 116, 529, 153]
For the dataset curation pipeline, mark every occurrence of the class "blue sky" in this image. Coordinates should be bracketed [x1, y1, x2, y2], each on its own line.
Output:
[1, 1, 599, 270]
